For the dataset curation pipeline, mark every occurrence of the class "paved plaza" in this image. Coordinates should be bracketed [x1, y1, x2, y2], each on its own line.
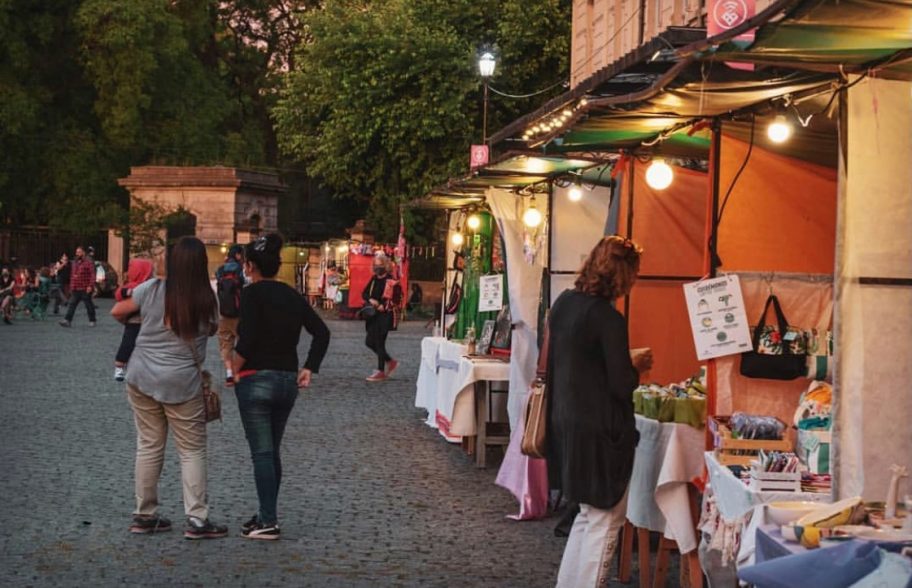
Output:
[0, 300, 662, 587]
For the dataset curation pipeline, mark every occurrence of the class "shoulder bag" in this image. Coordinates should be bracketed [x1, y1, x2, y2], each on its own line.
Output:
[521, 321, 550, 458]
[188, 340, 221, 423]
[739, 294, 807, 381]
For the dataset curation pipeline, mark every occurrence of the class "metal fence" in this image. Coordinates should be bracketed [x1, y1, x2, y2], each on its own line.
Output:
[0, 226, 109, 268]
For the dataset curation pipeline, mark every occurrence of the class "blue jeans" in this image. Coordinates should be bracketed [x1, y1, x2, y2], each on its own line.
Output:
[235, 370, 298, 526]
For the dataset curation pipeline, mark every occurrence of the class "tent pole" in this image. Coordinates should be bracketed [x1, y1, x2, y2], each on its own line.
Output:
[441, 209, 451, 339]
[704, 118, 723, 451]
[624, 156, 635, 318]
[546, 181, 554, 312]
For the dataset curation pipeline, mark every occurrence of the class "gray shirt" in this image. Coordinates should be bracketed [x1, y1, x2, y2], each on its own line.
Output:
[126, 279, 215, 404]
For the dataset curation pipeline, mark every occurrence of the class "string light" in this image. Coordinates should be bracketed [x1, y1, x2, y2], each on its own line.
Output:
[451, 232, 465, 246]
[568, 186, 583, 202]
[645, 159, 674, 190]
[467, 214, 481, 230]
[522, 204, 543, 228]
[767, 115, 792, 144]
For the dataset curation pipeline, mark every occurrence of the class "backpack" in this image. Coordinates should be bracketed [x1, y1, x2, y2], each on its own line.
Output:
[217, 270, 243, 317]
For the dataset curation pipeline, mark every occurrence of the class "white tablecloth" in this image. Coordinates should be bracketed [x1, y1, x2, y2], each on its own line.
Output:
[627, 415, 706, 553]
[414, 337, 510, 441]
[703, 451, 831, 566]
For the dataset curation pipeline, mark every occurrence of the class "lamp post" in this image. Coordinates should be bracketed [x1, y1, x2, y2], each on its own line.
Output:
[478, 52, 495, 144]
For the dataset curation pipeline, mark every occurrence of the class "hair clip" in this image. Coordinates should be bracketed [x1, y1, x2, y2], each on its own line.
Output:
[253, 236, 268, 252]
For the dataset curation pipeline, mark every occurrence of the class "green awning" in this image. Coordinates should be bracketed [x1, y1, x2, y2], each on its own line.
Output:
[710, 0, 912, 79]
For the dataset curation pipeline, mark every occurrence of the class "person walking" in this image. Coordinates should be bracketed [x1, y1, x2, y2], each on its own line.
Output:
[232, 233, 330, 540]
[0, 267, 14, 325]
[547, 236, 654, 588]
[111, 236, 227, 539]
[52, 253, 71, 313]
[59, 246, 97, 327]
[215, 244, 245, 385]
[361, 254, 401, 382]
[113, 258, 155, 382]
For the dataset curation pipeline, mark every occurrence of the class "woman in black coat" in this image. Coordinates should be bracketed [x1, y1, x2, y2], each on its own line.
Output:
[547, 235, 653, 588]
[362, 254, 401, 382]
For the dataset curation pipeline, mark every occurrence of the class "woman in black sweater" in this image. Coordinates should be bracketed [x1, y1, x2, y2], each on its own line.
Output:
[361, 254, 401, 382]
[232, 233, 330, 540]
[547, 236, 653, 587]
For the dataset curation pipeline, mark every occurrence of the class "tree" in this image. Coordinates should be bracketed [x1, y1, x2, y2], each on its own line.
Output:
[273, 0, 570, 240]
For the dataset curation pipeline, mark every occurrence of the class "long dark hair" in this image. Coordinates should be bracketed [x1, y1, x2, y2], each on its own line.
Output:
[165, 237, 217, 341]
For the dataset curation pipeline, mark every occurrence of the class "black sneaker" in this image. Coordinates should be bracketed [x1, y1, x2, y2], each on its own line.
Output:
[241, 521, 280, 541]
[58, 320, 71, 328]
[184, 517, 228, 540]
[129, 514, 172, 534]
[240, 513, 259, 534]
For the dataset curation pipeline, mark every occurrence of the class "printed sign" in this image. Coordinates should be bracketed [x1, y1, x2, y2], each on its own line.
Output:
[708, 0, 756, 71]
[470, 144, 489, 169]
[478, 274, 504, 312]
[683, 275, 752, 361]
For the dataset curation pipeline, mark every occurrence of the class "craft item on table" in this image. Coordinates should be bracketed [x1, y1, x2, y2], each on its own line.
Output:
[710, 414, 791, 467]
[886, 465, 909, 519]
[476, 320, 495, 355]
[780, 496, 865, 548]
[750, 452, 802, 492]
[794, 383, 834, 475]
[801, 473, 833, 493]
[632, 372, 707, 428]
[767, 501, 822, 526]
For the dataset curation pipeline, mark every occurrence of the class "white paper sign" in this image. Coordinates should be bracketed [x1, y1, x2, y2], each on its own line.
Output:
[683, 275, 753, 360]
[478, 274, 504, 312]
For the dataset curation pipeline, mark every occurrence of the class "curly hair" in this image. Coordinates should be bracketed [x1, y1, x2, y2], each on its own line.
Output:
[574, 235, 643, 299]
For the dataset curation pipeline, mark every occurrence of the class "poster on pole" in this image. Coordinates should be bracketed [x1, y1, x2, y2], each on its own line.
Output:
[478, 274, 503, 312]
[683, 275, 752, 360]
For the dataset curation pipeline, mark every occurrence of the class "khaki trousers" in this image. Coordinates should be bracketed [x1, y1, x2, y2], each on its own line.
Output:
[556, 490, 629, 588]
[217, 317, 239, 365]
[127, 385, 208, 520]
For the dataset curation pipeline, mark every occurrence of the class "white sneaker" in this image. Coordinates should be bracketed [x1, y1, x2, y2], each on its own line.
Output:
[114, 366, 125, 382]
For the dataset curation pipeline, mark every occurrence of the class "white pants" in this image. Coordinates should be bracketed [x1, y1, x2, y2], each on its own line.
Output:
[556, 490, 629, 588]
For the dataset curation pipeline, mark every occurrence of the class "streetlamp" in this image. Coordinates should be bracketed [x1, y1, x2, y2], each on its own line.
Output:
[478, 52, 496, 144]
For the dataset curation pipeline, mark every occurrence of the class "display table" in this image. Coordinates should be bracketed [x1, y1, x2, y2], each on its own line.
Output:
[628, 415, 705, 553]
[414, 337, 510, 443]
[702, 451, 831, 568]
[755, 524, 808, 563]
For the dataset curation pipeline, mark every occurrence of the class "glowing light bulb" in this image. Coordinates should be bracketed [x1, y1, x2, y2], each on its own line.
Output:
[522, 206, 543, 228]
[467, 214, 481, 230]
[568, 186, 583, 202]
[451, 232, 465, 246]
[563, 109, 573, 117]
[767, 115, 792, 144]
[645, 159, 674, 190]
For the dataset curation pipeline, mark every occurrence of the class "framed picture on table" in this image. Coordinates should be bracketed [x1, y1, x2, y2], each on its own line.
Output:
[478, 320, 496, 355]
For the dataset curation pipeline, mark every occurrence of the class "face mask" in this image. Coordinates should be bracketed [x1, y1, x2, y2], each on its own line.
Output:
[373, 267, 386, 276]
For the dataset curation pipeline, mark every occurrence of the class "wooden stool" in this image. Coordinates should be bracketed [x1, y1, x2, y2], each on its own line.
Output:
[617, 521, 651, 588]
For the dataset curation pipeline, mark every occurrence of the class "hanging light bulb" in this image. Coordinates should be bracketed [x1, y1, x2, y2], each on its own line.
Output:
[645, 159, 674, 190]
[523, 205, 543, 228]
[767, 115, 792, 144]
[568, 186, 583, 202]
[451, 232, 465, 246]
[562, 109, 573, 117]
[466, 214, 481, 231]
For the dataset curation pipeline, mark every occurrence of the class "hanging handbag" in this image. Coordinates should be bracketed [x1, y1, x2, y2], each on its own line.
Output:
[521, 321, 550, 458]
[739, 295, 807, 380]
[188, 341, 221, 423]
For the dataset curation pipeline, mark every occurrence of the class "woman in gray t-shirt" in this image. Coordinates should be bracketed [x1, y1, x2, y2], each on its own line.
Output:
[112, 237, 226, 539]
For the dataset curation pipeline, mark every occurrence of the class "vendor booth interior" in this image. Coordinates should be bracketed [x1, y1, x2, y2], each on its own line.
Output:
[413, 1, 912, 585]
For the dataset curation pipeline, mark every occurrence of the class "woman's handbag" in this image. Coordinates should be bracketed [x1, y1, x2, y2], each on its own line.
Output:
[521, 322, 550, 458]
[739, 295, 807, 381]
[188, 342, 221, 423]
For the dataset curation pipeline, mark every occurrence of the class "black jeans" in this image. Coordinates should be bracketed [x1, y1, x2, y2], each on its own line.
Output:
[235, 370, 298, 526]
[64, 290, 96, 323]
[115, 323, 141, 364]
[365, 312, 393, 370]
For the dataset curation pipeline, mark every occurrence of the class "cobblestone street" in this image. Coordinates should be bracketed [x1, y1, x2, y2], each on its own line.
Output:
[0, 300, 575, 587]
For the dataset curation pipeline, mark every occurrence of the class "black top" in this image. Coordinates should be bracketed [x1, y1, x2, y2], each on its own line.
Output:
[235, 280, 331, 373]
[362, 274, 390, 304]
[545, 289, 640, 510]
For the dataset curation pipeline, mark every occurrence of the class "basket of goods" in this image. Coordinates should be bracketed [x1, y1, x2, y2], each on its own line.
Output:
[748, 451, 802, 492]
[710, 412, 792, 466]
[633, 373, 707, 428]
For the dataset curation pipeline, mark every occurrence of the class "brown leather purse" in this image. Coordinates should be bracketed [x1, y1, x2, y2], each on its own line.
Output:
[188, 341, 221, 424]
[520, 322, 550, 458]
